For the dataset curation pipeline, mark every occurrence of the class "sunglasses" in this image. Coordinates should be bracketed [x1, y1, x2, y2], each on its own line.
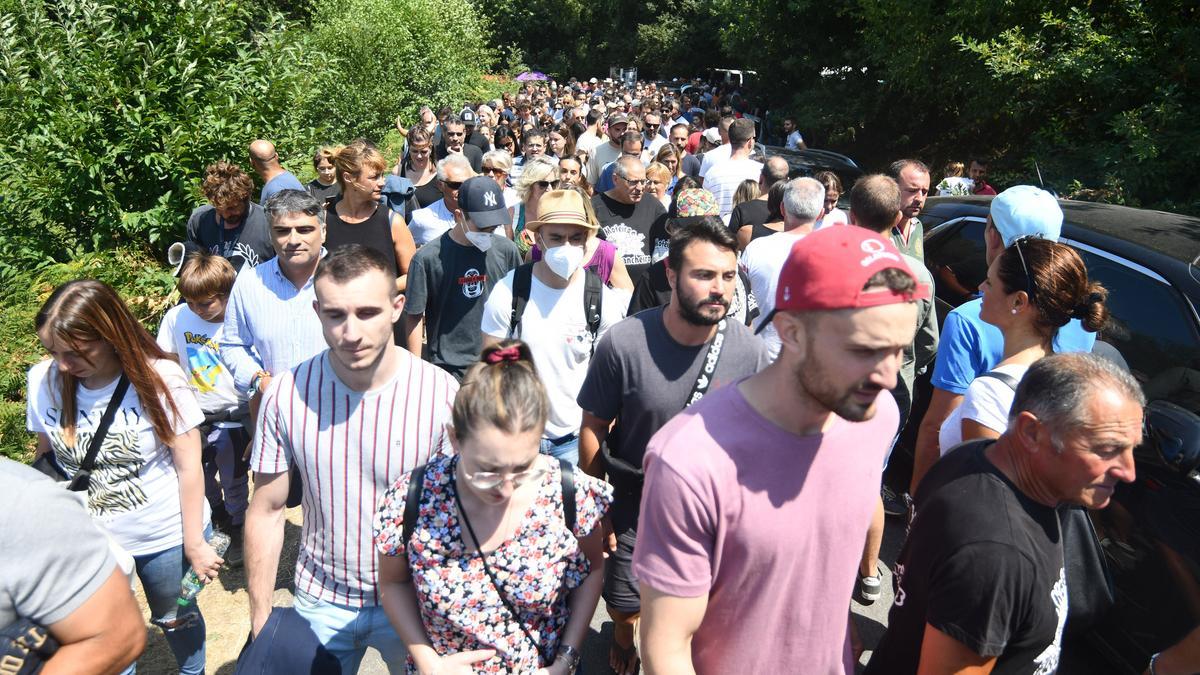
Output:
[482, 166, 507, 176]
[535, 180, 563, 190]
[442, 180, 464, 190]
[1012, 236, 1039, 301]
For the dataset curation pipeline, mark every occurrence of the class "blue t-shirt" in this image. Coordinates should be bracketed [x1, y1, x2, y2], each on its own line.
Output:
[259, 171, 306, 205]
[595, 162, 618, 194]
[930, 297, 1097, 395]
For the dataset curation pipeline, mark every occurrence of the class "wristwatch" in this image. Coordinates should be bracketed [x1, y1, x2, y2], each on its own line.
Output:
[555, 644, 582, 673]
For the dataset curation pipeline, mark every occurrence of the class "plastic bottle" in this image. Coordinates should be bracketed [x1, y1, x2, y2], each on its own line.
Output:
[154, 530, 231, 631]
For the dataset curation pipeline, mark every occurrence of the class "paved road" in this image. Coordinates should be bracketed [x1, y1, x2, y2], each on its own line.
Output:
[357, 514, 907, 673]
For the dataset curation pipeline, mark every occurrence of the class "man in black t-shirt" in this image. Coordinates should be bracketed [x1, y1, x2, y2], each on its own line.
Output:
[186, 161, 275, 271]
[592, 156, 666, 285]
[866, 353, 1145, 674]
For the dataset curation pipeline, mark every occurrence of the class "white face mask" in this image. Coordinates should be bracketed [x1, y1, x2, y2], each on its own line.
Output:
[465, 229, 494, 252]
[541, 241, 585, 279]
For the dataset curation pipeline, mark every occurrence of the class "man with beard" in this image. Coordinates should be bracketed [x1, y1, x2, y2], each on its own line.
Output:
[186, 161, 274, 271]
[593, 156, 667, 285]
[888, 158, 931, 260]
[635, 226, 927, 674]
[434, 115, 483, 173]
[578, 217, 770, 675]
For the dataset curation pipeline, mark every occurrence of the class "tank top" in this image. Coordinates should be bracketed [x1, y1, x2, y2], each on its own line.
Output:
[324, 198, 399, 277]
[750, 220, 784, 244]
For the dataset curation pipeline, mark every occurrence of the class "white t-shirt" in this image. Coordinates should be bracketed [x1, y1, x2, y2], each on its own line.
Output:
[480, 268, 628, 438]
[699, 144, 733, 179]
[815, 208, 849, 229]
[740, 230, 808, 360]
[409, 199, 455, 247]
[26, 358, 207, 555]
[703, 158, 763, 217]
[939, 363, 1030, 454]
[156, 304, 243, 416]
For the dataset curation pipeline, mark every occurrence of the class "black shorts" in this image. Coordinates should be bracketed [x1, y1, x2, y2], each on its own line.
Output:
[602, 529, 641, 614]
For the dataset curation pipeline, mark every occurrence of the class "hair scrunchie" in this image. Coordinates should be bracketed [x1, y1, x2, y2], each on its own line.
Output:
[484, 345, 521, 364]
[1072, 291, 1105, 319]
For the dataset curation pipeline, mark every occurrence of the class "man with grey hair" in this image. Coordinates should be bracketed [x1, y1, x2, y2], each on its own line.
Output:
[739, 176, 825, 359]
[408, 154, 474, 247]
[593, 155, 667, 285]
[866, 352, 1144, 674]
[221, 189, 328, 408]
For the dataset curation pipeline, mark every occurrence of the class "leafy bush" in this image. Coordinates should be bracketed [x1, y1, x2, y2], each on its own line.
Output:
[301, 0, 496, 142]
[0, 0, 322, 275]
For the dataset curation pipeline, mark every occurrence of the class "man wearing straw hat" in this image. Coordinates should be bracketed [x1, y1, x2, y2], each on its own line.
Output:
[480, 189, 628, 465]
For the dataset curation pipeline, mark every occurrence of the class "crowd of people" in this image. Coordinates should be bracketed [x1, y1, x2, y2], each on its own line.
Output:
[3, 74, 1192, 675]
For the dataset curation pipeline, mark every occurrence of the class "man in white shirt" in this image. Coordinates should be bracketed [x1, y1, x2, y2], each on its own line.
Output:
[587, 112, 630, 184]
[408, 155, 474, 247]
[480, 189, 628, 465]
[698, 115, 736, 179]
[740, 177, 825, 359]
[701, 118, 763, 218]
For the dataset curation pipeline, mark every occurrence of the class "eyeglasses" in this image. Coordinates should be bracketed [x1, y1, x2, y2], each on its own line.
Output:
[442, 180, 464, 190]
[1012, 236, 1039, 301]
[617, 176, 648, 188]
[460, 465, 549, 490]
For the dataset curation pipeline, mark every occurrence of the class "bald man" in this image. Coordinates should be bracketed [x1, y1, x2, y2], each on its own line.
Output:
[250, 140, 305, 205]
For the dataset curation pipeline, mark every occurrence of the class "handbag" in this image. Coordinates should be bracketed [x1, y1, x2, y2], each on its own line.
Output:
[30, 375, 130, 493]
[1060, 504, 1115, 637]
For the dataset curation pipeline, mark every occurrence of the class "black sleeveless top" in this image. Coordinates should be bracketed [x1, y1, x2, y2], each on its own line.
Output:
[324, 198, 398, 276]
[750, 220, 783, 244]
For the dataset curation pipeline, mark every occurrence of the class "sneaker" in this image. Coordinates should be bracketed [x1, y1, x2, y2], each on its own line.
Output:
[222, 525, 244, 568]
[882, 485, 910, 518]
[857, 570, 881, 605]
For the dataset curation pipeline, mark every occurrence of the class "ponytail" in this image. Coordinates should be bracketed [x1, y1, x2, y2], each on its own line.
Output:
[452, 340, 549, 442]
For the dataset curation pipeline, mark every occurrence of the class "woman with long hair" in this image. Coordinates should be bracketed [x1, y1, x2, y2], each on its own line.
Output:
[375, 340, 611, 674]
[306, 145, 342, 205]
[654, 144, 684, 193]
[399, 126, 441, 209]
[814, 170, 848, 227]
[512, 156, 561, 254]
[940, 238, 1109, 450]
[327, 140, 416, 297]
[28, 280, 220, 674]
[546, 123, 575, 160]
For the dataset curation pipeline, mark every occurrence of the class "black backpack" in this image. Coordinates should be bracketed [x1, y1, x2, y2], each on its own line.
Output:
[402, 458, 577, 544]
[506, 262, 603, 357]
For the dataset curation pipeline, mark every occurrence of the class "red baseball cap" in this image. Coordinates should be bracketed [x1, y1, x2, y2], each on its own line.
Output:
[756, 226, 930, 333]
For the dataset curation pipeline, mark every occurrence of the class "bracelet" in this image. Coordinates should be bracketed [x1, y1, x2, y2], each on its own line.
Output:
[1148, 652, 1161, 675]
[555, 644, 581, 672]
[248, 371, 268, 396]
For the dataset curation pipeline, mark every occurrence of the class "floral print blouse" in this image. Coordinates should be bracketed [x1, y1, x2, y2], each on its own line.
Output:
[374, 454, 612, 674]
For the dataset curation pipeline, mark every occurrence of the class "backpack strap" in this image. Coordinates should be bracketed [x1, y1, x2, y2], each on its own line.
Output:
[402, 464, 429, 546]
[507, 263, 535, 339]
[976, 370, 1021, 391]
[559, 458, 577, 535]
[583, 268, 603, 357]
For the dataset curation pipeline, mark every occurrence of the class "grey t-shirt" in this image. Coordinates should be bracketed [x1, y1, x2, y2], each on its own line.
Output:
[405, 232, 522, 379]
[185, 202, 275, 271]
[577, 306, 771, 532]
[0, 458, 116, 628]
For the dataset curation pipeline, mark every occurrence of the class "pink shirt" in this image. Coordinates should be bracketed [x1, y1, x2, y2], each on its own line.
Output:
[632, 380, 897, 674]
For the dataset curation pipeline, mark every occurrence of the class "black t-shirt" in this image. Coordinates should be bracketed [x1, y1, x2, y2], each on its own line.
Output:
[185, 203, 275, 271]
[324, 199, 398, 277]
[435, 143, 483, 173]
[728, 199, 770, 236]
[591, 192, 666, 286]
[306, 179, 341, 207]
[865, 441, 1068, 675]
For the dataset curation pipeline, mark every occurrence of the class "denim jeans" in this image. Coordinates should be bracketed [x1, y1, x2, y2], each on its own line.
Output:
[202, 424, 250, 526]
[293, 592, 407, 674]
[124, 524, 213, 675]
[540, 433, 580, 466]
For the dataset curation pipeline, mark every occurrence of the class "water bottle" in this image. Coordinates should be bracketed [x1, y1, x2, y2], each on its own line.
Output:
[154, 530, 231, 631]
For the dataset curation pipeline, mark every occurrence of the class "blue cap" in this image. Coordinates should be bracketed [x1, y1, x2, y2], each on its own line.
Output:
[990, 185, 1063, 246]
[458, 176, 511, 229]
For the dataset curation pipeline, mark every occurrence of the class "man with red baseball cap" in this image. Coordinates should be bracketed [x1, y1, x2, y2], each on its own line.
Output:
[634, 225, 929, 674]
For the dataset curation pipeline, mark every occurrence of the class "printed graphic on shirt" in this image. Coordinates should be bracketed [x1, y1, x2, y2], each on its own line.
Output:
[212, 241, 263, 268]
[459, 268, 487, 299]
[603, 224, 651, 266]
[183, 331, 226, 393]
[46, 425, 147, 516]
[1033, 567, 1068, 675]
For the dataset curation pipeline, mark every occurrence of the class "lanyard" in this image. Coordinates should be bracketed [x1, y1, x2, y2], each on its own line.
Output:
[684, 318, 728, 408]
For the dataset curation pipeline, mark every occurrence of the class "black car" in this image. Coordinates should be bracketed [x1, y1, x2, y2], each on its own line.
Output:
[753, 143, 863, 187]
[899, 195, 1200, 673]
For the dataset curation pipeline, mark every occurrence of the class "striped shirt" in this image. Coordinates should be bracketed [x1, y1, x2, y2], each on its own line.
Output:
[220, 255, 328, 392]
[251, 350, 458, 607]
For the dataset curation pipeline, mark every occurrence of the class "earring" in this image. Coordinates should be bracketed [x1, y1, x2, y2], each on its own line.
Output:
[1011, 308, 1018, 315]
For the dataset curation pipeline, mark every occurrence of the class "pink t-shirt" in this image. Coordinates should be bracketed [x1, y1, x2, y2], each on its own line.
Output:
[632, 380, 897, 674]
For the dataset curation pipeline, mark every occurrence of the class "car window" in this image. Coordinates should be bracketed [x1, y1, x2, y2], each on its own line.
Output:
[924, 217, 988, 308]
[1074, 248, 1200, 412]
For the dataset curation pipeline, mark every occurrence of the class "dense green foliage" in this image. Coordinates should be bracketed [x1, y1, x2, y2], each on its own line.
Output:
[484, 0, 1199, 214]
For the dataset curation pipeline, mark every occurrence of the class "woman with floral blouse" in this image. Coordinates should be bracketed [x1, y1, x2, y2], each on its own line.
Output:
[374, 340, 611, 674]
